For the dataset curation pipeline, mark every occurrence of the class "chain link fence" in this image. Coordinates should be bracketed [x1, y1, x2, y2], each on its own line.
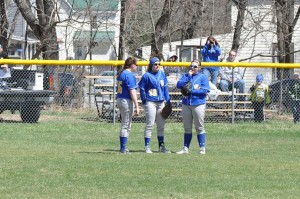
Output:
[91, 66, 299, 124]
[0, 62, 299, 124]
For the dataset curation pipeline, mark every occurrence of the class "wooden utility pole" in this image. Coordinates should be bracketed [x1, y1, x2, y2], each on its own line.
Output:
[118, 0, 126, 61]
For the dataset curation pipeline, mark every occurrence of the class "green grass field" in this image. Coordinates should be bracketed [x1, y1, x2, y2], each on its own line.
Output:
[1, 112, 299, 198]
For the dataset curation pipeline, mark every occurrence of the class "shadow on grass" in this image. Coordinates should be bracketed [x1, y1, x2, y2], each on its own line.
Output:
[80, 117, 100, 122]
[0, 119, 26, 124]
[78, 149, 148, 154]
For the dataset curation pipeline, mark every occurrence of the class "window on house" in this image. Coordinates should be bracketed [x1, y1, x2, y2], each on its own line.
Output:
[176, 46, 202, 62]
[75, 49, 83, 59]
[91, 42, 110, 54]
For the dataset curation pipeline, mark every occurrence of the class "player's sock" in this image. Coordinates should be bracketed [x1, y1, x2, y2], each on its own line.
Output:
[184, 133, 192, 148]
[144, 137, 151, 147]
[157, 136, 164, 147]
[120, 137, 127, 151]
[197, 132, 206, 148]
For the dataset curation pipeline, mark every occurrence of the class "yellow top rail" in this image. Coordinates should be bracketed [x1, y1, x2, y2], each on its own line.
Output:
[1, 59, 300, 68]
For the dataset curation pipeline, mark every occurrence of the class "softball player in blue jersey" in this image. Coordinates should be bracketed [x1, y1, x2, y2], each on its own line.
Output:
[116, 57, 140, 154]
[138, 57, 171, 154]
[176, 60, 210, 154]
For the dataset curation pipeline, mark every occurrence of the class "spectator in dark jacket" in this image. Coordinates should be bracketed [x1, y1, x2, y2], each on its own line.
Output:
[288, 73, 300, 124]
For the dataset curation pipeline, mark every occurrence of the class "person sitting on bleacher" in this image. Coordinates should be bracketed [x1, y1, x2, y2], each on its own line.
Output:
[219, 50, 245, 100]
[0, 44, 10, 90]
[207, 81, 222, 100]
[0, 44, 10, 121]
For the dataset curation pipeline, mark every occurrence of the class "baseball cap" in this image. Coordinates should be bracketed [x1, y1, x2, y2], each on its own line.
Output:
[149, 57, 160, 67]
[256, 74, 264, 82]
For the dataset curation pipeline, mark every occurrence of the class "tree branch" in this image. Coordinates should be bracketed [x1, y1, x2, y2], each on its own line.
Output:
[239, 49, 300, 62]
[292, 6, 300, 29]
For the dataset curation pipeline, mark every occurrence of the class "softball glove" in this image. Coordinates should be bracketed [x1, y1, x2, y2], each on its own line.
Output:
[161, 103, 172, 119]
[181, 81, 192, 96]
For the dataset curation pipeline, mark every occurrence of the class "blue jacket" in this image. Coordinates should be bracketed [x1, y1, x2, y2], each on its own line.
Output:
[138, 70, 170, 104]
[201, 44, 221, 70]
[177, 73, 210, 106]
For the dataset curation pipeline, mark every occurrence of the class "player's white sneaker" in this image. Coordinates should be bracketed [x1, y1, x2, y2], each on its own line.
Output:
[199, 147, 206, 155]
[145, 146, 153, 154]
[176, 146, 189, 154]
[158, 144, 171, 154]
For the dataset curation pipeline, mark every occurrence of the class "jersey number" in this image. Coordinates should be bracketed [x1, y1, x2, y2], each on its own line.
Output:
[149, 89, 157, 96]
[117, 81, 122, 94]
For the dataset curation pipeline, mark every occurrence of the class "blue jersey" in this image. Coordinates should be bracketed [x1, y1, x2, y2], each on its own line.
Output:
[201, 44, 221, 70]
[138, 70, 170, 104]
[117, 70, 137, 100]
[177, 73, 210, 106]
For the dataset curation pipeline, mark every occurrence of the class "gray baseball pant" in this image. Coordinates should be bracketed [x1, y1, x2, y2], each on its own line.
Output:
[144, 101, 165, 138]
[182, 104, 206, 134]
[117, 98, 134, 137]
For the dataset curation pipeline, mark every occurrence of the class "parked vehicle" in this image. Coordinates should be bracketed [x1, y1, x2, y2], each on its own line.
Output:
[95, 71, 116, 84]
[52, 72, 84, 107]
[94, 70, 117, 93]
[1, 69, 55, 123]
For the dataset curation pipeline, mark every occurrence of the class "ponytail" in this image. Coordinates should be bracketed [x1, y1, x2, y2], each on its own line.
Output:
[117, 57, 137, 78]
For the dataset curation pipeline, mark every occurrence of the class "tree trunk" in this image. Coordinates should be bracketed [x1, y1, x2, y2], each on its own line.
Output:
[231, 0, 247, 51]
[14, 0, 59, 60]
[275, 0, 294, 79]
[185, 0, 204, 40]
[118, 0, 126, 62]
[150, 0, 175, 59]
[0, 0, 8, 48]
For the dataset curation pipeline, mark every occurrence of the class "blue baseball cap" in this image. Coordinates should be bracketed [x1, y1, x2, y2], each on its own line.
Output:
[256, 74, 264, 82]
[149, 57, 160, 67]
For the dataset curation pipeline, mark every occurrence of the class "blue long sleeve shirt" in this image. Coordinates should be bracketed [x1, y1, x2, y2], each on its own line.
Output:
[177, 72, 210, 106]
[201, 44, 221, 70]
[138, 70, 170, 104]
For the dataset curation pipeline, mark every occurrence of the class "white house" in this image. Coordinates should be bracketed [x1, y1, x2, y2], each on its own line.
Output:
[5, 0, 39, 60]
[56, 0, 120, 63]
[6, 0, 121, 67]
[142, 0, 300, 89]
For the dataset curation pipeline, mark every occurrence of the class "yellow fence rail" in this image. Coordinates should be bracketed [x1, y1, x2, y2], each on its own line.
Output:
[1, 59, 300, 68]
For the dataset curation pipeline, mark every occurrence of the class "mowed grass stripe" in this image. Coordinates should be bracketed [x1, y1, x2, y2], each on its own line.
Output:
[0, 116, 299, 198]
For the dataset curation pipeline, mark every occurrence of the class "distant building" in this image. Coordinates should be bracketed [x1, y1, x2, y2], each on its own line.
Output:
[57, 0, 120, 63]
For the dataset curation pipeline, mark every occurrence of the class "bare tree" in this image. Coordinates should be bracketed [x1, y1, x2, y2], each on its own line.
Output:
[13, 0, 59, 60]
[124, 0, 230, 60]
[231, 0, 247, 51]
[0, 0, 8, 49]
[274, 0, 300, 79]
[118, 0, 126, 61]
[150, 0, 175, 59]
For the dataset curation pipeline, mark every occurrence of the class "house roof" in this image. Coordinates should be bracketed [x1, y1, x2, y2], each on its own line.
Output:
[73, 31, 115, 41]
[66, 0, 119, 11]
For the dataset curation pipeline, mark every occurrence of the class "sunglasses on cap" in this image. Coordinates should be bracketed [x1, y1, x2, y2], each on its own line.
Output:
[190, 64, 199, 68]
[153, 62, 160, 66]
